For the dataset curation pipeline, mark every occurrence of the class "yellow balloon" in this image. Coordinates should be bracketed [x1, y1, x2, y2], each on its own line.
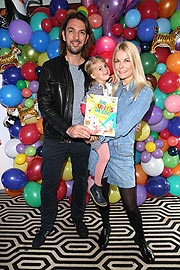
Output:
[145, 142, 156, 153]
[15, 153, 26, 165]
[13, 161, 28, 172]
[61, 160, 73, 181]
[135, 121, 150, 141]
[77, 6, 88, 16]
[38, 52, 49, 66]
[108, 184, 121, 204]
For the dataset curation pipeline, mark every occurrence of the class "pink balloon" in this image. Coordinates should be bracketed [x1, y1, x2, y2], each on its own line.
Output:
[82, 0, 94, 7]
[164, 95, 180, 113]
[95, 36, 116, 54]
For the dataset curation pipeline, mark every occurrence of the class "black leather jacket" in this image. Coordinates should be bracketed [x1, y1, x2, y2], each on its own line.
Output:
[37, 55, 89, 140]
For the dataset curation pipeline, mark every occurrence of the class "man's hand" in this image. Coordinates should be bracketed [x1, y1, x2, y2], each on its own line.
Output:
[66, 124, 91, 139]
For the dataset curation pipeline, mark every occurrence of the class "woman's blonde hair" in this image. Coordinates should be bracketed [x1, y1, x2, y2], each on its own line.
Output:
[112, 41, 151, 98]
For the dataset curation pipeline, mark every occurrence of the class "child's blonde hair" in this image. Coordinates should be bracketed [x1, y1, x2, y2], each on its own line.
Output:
[85, 56, 106, 80]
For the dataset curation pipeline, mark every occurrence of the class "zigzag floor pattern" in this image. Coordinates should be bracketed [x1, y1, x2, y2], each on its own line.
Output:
[0, 190, 180, 270]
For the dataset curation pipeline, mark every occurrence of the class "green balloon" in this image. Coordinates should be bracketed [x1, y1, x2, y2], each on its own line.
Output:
[163, 109, 174, 120]
[140, 52, 158, 75]
[0, 47, 10, 56]
[16, 80, 27, 90]
[25, 146, 36, 157]
[93, 26, 102, 41]
[49, 27, 60, 41]
[30, 12, 49, 31]
[154, 87, 168, 110]
[119, 16, 126, 28]
[23, 182, 41, 207]
[150, 131, 158, 140]
[21, 44, 40, 63]
[167, 175, 180, 196]
[162, 151, 179, 169]
[170, 10, 180, 30]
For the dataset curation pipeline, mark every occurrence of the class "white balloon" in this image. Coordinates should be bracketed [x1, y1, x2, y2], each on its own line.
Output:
[141, 156, 164, 176]
[5, 138, 21, 158]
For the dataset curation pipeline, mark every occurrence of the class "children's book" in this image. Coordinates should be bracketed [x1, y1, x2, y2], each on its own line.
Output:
[84, 94, 118, 136]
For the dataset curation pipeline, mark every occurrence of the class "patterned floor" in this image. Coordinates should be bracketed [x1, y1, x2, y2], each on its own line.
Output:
[0, 190, 180, 270]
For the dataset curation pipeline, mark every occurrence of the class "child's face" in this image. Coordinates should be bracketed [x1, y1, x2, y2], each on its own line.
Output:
[91, 60, 110, 85]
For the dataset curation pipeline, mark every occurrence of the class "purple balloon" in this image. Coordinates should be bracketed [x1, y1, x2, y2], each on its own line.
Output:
[8, 19, 32, 45]
[155, 139, 164, 149]
[151, 148, 163, 159]
[140, 151, 151, 163]
[65, 180, 74, 197]
[16, 143, 26, 153]
[124, 0, 142, 12]
[136, 184, 147, 206]
[144, 135, 154, 144]
[94, 0, 127, 37]
[175, 36, 180, 51]
[143, 104, 163, 125]
[136, 141, 145, 152]
[150, 117, 169, 133]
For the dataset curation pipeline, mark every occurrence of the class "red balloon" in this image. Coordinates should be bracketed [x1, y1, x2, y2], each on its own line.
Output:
[159, 128, 171, 139]
[112, 23, 123, 36]
[88, 14, 102, 29]
[32, 7, 51, 18]
[99, 50, 113, 74]
[138, 0, 160, 20]
[154, 47, 170, 64]
[19, 123, 40, 145]
[95, 36, 116, 54]
[123, 27, 136, 40]
[21, 62, 38, 81]
[41, 18, 53, 32]
[87, 4, 98, 15]
[161, 167, 173, 178]
[55, 9, 67, 24]
[27, 157, 42, 181]
[57, 179, 67, 201]
[158, 71, 180, 94]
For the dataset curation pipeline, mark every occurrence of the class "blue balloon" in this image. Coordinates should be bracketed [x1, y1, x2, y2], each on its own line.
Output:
[30, 30, 50, 53]
[8, 119, 22, 138]
[145, 176, 170, 197]
[1, 168, 28, 190]
[0, 29, 12, 48]
[50, 0, 69, 16]
[168, 117, 180, 137]
[156, 18, 171, 34]
[0, 84, 22, 107]
[47, 39, 60, 59]
[3, 66, 23, 85]
[137, 18, 158, 42]
[125, 9, 141, 28]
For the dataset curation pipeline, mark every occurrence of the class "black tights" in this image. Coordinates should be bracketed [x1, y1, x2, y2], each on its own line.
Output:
[99, 178, 145, 242]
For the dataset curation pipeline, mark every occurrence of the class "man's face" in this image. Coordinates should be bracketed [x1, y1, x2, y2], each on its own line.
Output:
[62, 18, 89, 55]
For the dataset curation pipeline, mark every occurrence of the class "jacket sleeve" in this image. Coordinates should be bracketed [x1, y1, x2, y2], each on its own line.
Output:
[115, 86, 153, 138]
[37, 62, 70, 137]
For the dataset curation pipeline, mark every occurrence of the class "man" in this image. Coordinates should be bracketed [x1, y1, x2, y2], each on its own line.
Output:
[32, 12, 94, 248]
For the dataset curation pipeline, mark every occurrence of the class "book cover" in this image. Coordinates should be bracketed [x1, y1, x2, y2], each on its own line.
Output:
[84, 94, 118, 136]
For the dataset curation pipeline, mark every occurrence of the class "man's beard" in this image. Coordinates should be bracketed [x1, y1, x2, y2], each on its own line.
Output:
[66, 43, 85, 55]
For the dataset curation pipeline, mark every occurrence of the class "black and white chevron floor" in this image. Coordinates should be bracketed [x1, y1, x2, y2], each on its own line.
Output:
[0, 190, 180, 270]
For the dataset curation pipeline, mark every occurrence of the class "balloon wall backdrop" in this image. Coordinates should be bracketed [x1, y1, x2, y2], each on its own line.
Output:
[0, 0, 180, 207]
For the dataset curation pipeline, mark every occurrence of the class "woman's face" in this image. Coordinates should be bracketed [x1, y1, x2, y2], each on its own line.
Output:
[114, 49, 134, 85]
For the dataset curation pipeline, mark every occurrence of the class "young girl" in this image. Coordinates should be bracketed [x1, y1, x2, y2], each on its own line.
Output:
[81, 56, 113, 207]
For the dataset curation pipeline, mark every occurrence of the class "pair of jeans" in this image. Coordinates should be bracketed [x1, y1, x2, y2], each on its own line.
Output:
[40, 137, 90, 230]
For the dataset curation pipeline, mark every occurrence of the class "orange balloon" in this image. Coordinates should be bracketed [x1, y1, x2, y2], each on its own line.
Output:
[172, 163, 180, 175]
[135, 164, 148, 185]
[36, 117, 44, 134]
[159, 137, 169, 152]
[159, 0, 178, 18]
[5, 188, 24, 197]
[166, 52, 180, 74]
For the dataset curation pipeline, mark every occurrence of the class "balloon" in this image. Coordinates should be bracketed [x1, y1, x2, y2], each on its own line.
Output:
[95, 36, 116, 54]
[124, 9, 141, 28]
[41, 18, 53, 33]
[57, 179, 67, 201]
[29, 80, 39, 93]
[137, 0, 160, 20]
[26, 157, 42, 181]
[153, 87, 168, 110]
[162, 167, 173, 178]
[137, 18, 158, 42]
[55, 8, 67, 24]
[49, 26, 60, 40]
[136, 184, 147, 206]
[0, 84, 22, 107]
[141, 156, 164, 176]
[140, 52, 158, 74]
[19, 123, 40, 145]
[88, 14, 102, 29]
[30, 30, 50, 53]
[159, 0, 178, 18]
[124, 0, 142, 12]
[145, 176, 170, 197]
[154, 47, 170, 64]
[145, 142, 156, 153]
[112, 23, 123, 37]
[122, 27, 136, 41]
[164, 95, 180, 113]
[61, 160, 73, 181]
[168, 117, 180, 137]
[8, 19, 32, 45]
[65, 179, 74, 197]
[135, 164, 148, 185]
[3, 66, 23, 85]
[166, 52, 180, 74]
[172, 163, 180, 175]
[23, 181, 41, 207]
[135, 121, 151, 141]
[0, 28, 12, 48]
[92, 26, 103, 41]
[140, 151, 151, 163]
[5, 188, 24, 197]
[156, 63, 167, 75]
[99, 50, 113, 74]
[145, 74, 157, 90]
[21, 62, 38, 81]
[1, 168, 28, 190]
[143, 104, 162, 125]
[38, 52, 49, 66]
[8, 119, 22, 138]
[49, 0, 69, 17]
[94, 0, 127, 37]
[108, 184, 121, 204]
[15, 153, 26, 165]
[167, 175, 180, 196]
[30, 12, 49, 31]
[25, 145, 36, 157]
[5, 138, 21, 158]
[150, 117, 169, 133]
[163, 151, 179, 168]
[140, 41, 152, 53]
[156, 18, 171, 34]
[47, 39, 60, 59]
[136, 141, 145, 152]
[21, 43, 40, 63]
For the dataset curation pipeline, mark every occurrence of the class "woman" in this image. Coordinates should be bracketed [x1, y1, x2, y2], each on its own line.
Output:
[89, 41, 154, 263]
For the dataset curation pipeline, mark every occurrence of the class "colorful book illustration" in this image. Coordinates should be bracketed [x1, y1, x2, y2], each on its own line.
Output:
[84, 94, 118, 136]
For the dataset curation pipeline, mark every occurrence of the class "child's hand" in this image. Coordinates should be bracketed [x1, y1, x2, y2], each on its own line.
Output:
[84, 135, 99, 144]
[80, 103, 86, 115]
[136, 123, 141, 132]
